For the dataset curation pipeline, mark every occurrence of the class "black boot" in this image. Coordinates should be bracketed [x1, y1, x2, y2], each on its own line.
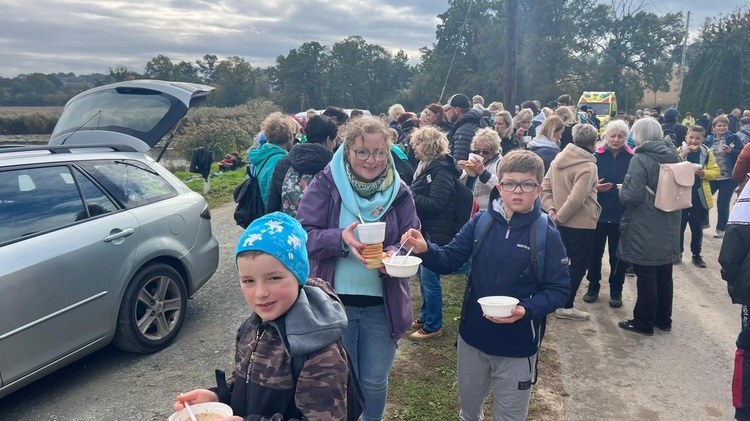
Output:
[609, 291, 623, 308]
[583, 285, 599, 303]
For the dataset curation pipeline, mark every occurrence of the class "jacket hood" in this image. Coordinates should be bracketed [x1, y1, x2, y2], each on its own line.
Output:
[270, 278, 347, 357]
[459, 108, 484, 124]
[288, 143, 333, 175]
[528, 135, 561, 152]
[635, 139, 679, 163]
[553, 143, 595, 170]
[730, 183, 750, 225]
[249, 143, 287, 166]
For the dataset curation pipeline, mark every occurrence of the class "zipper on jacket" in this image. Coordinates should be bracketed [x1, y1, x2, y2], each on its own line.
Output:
[246, 325, 267, 384]
[505, 225, 510, 239]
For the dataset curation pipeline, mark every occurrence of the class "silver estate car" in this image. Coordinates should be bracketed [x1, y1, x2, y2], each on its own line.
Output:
[0, 80, 220, 398]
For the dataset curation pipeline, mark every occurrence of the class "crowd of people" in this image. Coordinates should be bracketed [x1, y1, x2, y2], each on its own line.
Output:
[174, 96, 750, 421]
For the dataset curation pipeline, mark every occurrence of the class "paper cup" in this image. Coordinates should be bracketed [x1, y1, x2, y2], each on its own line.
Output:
[356, 222, 386, 244]
[692, 163, 702, 170]
[468, 153, 482, 162]
[521, 136, 532, 148]
[168, 402, 233, 421]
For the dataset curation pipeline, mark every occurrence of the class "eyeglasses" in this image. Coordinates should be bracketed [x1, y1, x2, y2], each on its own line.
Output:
[353, 149, 389, 162]
[498, 181, 539, 193]
[472, 149, 492, 155]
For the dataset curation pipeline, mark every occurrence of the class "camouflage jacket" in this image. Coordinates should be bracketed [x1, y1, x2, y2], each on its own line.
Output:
[220, 278, 349, 421]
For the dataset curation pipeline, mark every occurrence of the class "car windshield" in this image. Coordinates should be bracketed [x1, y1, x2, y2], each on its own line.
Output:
[581, 103, 612, 116]
[52, 89, 172, 139]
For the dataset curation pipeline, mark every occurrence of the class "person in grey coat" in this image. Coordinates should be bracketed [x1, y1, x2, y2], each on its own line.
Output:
[617, 117, 681, 336]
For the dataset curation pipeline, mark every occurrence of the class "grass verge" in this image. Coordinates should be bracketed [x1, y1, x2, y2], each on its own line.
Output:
[386, 273, 565, 420]
[173, 163, 247, 208]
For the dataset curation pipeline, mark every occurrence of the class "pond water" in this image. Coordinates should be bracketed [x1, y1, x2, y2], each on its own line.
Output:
[0, 134, 189, 171]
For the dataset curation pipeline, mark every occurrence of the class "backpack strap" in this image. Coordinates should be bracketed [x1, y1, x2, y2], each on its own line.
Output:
[460, 212, 494, 322]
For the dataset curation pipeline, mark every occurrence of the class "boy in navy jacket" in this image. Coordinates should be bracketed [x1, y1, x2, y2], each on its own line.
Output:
[402, 150, 570, 421]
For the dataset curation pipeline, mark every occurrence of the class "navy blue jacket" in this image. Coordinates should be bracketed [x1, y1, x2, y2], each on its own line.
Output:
[417, 190, 571, 358]
[594, 144, 633, 224]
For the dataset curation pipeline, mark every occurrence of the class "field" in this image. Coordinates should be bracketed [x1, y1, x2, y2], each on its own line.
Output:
[0, 106, 62, 135]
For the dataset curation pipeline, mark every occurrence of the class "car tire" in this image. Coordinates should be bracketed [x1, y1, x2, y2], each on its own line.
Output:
[113, 263, 187, 353]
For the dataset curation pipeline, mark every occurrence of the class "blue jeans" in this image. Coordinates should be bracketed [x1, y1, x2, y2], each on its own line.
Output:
[710, 178, 738, 231]
[418, 266, 443, 332]
[343, 305, 397, 421]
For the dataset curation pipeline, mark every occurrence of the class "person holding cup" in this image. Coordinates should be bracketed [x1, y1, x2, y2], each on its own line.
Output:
[514, 108, 534, 148]
[459, 128, 502, 212]
[297, 117, 419, 421]
[676, 126, 720, 267]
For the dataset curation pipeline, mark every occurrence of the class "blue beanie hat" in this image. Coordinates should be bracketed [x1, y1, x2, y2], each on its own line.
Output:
[235, 212, 309, 285]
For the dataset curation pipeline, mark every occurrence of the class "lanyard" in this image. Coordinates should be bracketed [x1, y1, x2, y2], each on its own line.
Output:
[245, 325, 267, 384]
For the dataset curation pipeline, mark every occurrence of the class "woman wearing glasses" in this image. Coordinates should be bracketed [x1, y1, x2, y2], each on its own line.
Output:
[297, 117, 419, 421]
[459, 128, 502, 212]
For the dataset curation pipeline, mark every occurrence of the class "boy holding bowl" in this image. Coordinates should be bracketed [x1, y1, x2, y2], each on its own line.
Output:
[677, 126, 720, 268]
[401, 150, 570, 421]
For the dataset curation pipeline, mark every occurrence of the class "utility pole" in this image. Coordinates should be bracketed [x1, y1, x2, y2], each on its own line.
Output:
[676, 11, 691, 109]
[504, 0, 518, 113]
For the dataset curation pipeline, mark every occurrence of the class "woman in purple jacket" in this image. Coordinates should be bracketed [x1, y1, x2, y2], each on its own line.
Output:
[296, 117, 420, 421]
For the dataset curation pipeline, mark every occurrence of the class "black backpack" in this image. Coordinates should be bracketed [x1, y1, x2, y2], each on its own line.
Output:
[451, 176, 475, 236]
[233, 160, 268, 228]
[291, 339, 365, 421]
[662, 123, 679, 147]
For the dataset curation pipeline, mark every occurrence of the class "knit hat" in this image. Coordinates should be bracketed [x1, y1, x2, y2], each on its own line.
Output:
[579, 105, 589, 112]
[651, 106, 662, 113]
[664, 108, 680, 119]
[449, 94, 471, 110]
[235, 212, 309, 285]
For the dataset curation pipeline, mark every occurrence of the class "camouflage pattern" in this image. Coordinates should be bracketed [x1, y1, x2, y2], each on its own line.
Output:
[224, 278, 349, 420]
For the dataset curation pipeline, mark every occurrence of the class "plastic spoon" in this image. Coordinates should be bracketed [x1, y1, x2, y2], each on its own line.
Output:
[183, 401, 198, 421]
[389, 234, 412, 264]
[400, 246, 414, 264]
[357, 214, 366, 224]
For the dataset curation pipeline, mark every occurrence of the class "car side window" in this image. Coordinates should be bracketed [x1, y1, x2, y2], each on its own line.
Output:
[0, 166, 87, 244]
[73, 167, 118, 217]
[79, 160, 177, 208]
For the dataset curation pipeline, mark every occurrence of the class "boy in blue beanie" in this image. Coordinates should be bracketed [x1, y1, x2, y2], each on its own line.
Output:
[174, 212, 351, 420]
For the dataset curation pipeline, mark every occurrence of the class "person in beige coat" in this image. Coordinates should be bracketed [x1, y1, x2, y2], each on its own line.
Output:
[541, 123, 601, 320]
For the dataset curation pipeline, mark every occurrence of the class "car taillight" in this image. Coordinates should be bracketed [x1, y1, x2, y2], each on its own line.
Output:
[200, 205, 211, 219]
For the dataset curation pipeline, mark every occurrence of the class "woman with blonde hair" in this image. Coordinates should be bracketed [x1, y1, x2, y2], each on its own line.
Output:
[459, 127, 501, 211]
[488, 101, 505, 116]
[555, 106, 578, 149]
[528, 115, 564, 173]
[248, 112, 295, 206]
[409, 126, 461, 340]
[514, 108, 534, 146]
[494, 110, 518, 155]
[297, 117, 419, 419]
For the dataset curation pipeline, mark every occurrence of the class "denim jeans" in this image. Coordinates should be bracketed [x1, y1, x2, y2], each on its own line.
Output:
[710, 178, 738, 231]
[343, 305, 397, 421]
[418, 266, 443, 332]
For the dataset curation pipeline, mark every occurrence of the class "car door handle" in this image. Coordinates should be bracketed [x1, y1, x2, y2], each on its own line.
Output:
[104, 228, 135, 242]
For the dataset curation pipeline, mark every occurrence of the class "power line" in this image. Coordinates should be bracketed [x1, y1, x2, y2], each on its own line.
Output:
[439, 0, 474, 103]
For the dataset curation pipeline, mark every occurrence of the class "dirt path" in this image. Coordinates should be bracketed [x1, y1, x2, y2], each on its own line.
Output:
[549, 210, 738, 420]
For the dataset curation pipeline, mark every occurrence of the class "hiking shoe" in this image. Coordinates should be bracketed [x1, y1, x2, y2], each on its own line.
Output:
[411, 320, 425, 329]
[583, 289, 599, 303]
[555, 307, 590, 320]
[618, 319, 653, 336]
[609, 293, 623, 308]
[410, 328, 443, 339]
[625, 266, 635, 277]
[692, 255, 707, 268]
[714, 230, 725, 238]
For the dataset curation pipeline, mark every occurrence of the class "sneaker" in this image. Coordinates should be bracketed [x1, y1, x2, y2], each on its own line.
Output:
[555, 307, 590, 320]
[714, 230, 725, 238]
[411, 320, 425, 329]
[609, 293, 623, 308]
[625, 266, 635, 277]
[583, 289, 599, 303]
[702, 221, 711, 229]
[618, 319, 653, 336]
[410, 328, 443, 339]
[692, 255, 707, 268]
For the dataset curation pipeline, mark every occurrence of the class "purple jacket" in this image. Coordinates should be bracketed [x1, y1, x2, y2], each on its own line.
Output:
[296, 166, 420, 344]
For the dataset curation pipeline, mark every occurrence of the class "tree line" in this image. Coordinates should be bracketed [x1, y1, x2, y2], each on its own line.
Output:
[1, 1, 747, 114]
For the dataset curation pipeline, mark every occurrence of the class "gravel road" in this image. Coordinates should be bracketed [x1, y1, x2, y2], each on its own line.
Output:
[550, 208, 739, 421]
[0, 202, 247, 421]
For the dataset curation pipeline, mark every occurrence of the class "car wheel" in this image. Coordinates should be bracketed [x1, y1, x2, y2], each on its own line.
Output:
[113, 263, 187, 353]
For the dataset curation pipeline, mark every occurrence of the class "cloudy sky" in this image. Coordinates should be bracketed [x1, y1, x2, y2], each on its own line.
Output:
[0, 0, 740, 78]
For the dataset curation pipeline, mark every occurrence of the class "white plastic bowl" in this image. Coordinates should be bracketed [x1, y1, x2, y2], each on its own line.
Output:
[356, 222, 386, 244]
[168, 402, 233, 421]
[477, 296, 520, 318]
[383, 256, 422, 277]
[692, 163, 702, 170]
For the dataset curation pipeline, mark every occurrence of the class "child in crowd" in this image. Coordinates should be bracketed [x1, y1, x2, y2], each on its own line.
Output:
[401, 150, 570, 421]
[677, 126, 720, 268]
[174, 212, 350, 420]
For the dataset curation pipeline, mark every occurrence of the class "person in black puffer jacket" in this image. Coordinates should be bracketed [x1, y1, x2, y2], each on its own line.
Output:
[408, 126, 461, 340]
[266, 115, 337, 217]
[447, 94, 486, 161]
